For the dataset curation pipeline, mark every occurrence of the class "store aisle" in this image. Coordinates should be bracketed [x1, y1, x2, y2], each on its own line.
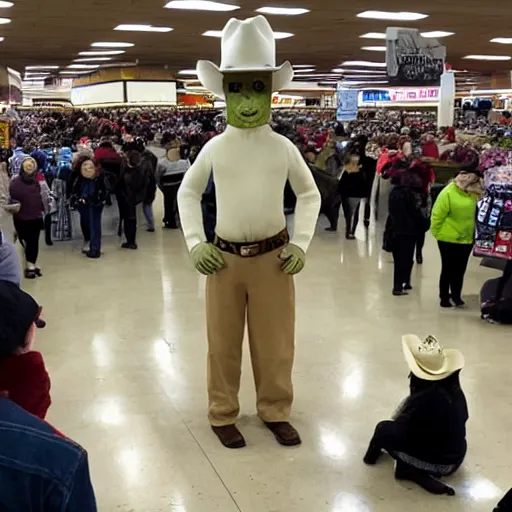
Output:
[22, 208, 510, 512]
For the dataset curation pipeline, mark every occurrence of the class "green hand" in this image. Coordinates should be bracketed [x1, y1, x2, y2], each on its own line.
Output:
[190, 243, 225, 275]
[279, 244, 306, 275]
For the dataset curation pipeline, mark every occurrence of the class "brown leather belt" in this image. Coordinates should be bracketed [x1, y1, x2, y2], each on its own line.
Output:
[214, 229, 289, 258]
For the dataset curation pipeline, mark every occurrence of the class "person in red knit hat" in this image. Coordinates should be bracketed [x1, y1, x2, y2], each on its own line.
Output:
[0, 279, 51, 419]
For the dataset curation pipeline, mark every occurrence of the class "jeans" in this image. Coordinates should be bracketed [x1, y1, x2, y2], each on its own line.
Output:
[143, 202, 155, 230]
[78, 204, 103, 255]
[438, 241, 473, 301]
[13, 218, 43, 265]
[392, 235, 416, 292]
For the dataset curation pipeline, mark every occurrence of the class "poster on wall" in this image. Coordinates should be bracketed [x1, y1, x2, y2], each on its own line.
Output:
[336, 84, 358, 121]
[386, 27, 445, 86]
[0, 121, 9, 148]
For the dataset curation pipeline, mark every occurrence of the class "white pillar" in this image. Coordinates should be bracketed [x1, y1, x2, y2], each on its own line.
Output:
[437, 71, 455, 127]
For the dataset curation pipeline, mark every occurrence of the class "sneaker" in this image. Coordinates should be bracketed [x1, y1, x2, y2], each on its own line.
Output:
[345, 233, 356, 240]
[82, 242, 90, 254]
[121, 242, 138, 250]
[35, 267, 43, 277]
[24, 268, 37, 279]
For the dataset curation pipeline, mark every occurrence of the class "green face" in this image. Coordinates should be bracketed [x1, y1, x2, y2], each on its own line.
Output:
[223, 72, 272, 129]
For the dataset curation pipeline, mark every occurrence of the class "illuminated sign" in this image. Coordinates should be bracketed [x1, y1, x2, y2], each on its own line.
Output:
[362, 87, 439, 103]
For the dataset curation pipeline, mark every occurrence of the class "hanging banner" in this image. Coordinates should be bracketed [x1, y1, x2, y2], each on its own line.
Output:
[386, 27, 446, 86]
[0, 120, 10, 148]
[336, 84, 358, 121]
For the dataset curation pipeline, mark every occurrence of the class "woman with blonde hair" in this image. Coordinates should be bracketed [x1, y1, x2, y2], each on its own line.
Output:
[431, 170, 484, 307]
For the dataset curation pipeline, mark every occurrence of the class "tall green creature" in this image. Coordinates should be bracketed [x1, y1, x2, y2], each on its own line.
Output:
[178, 15, 321, 450]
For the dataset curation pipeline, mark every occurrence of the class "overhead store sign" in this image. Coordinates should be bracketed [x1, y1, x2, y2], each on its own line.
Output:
[386, 27, 446, 86]
[361, 88, 439, 103]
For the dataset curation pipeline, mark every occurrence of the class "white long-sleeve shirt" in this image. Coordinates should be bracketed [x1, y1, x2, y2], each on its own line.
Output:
[178, 124, 320, 253]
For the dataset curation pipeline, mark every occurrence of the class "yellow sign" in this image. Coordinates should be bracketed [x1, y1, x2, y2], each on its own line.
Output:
[0, 121, 9, 149]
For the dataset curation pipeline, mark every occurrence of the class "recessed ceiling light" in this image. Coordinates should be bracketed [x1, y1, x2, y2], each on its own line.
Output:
[91, 42, 134, 48]
[463, 55, 511, 61]
[342, 61, 387, 68]
[178, 69, 198, 75]
[361, 46, 387, 52]
[202, 29, 293, 39]
[114, 24, 173, 33]
[293, 64, 315, 68]
[0, 17, 10, 23]
[421, 31, 454, 38]
[0, 37, 3, 42]
[357, 10, 428, 21]
[0, 1, 13, 7]
[79, 50, 125, 56]
[256, 6, 309, 15]
[67, 64, 101, 69]
[74, 57, 113, 62]
[332, 68, 386, 74]
[165, 1, 240, 12]
[25, 65, 59, 70]
[491, 38, 512, 44]
[360, 32, 387, 40]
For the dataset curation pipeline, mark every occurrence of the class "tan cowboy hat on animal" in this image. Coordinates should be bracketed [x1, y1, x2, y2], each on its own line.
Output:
[402, 334, 465, 381]
[197, 15, 294, 99]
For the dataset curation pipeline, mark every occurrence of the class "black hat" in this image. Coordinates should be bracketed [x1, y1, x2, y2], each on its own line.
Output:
[0, 281, 39, 358]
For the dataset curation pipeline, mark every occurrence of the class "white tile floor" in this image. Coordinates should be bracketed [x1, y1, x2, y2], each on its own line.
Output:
[22, 209, 511, 511]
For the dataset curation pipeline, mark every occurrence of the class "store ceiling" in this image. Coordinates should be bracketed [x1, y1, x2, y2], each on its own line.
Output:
[0, 0, 511, 86]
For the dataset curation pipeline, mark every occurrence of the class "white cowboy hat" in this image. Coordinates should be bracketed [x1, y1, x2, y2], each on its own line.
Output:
[402, 334, 465, 381]
[197, 15, 294, 99]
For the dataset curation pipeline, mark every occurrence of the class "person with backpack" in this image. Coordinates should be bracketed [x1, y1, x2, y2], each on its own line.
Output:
[117, 150, 148, 250]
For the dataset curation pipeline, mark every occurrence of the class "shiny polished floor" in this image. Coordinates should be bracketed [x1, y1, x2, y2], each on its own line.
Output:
[22, 204, 510, 512]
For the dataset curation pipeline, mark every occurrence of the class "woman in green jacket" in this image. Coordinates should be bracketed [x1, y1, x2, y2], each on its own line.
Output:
[430, 171, 484, 308]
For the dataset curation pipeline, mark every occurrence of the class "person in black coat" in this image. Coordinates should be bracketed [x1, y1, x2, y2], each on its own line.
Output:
[69, 156, 110, 259]
[364, 334, 468, 497]
[387, 170, 428, 296]
[355, 135, 376, 228]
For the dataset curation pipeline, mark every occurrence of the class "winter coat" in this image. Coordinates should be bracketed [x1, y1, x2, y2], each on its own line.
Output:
[142, 150, 158, 204]
[338, 169, 367, 199]
[388, 185, 427, 237]
[118, 160, 148, 206]
[431, 182, 479, 244]
[9, 175, 49, 221]
[69, 172, 110, 207]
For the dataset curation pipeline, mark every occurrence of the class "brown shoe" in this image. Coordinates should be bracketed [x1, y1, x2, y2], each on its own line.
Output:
[264, 421, 302, 446]
[211, 425, 246, 449]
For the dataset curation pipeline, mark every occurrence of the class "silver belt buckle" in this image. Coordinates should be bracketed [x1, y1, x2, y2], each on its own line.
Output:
[240, 244, 260, 257]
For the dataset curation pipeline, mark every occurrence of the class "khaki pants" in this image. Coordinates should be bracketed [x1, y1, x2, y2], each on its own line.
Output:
[206, 248, 295, 426]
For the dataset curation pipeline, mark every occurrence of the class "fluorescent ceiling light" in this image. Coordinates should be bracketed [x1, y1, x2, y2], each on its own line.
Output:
[332, 68, 386, 74]
[421, 31, 454, 38]
[23, 76, 47, 80]
[0, 1, 13, 7]
[0, 37, 3, 42]
[59, 70, 92, 75]
[256, 6, 309, 15]
[178, 69, 198, 75]
[79, 50, 125, 56]
[342, 80, 389, 85]
[464, 55, 511, 61]
[293, 64, 315, 68]
[203, 29, 293, 39]
[0, 17, 10, 23]
[165, 1, 240, 12]
[357, 10, 428, 21]
[25, 65, 59, 70]
[361, 46, 386, 52]
[491, 38, 512, 44]
[342, 61, 387, 68]
[74, 57, 113, 62]
[360, 32, 386, 39]
[115, 24, 173, 33]
[91, 42, 134, 48]
[67, 64, 101, 69]
[24, 71, 50, 76]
